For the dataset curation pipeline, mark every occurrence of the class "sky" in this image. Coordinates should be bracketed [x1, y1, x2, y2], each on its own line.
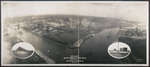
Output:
[2, 1, 149, 25]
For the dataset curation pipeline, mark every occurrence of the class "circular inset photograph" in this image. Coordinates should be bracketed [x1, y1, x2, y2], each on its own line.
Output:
[11, 42, 35, 59]
[108, 42, 131, 59]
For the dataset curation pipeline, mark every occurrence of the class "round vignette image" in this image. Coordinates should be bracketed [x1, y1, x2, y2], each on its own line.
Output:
[11, 42, 35, 59]
[108, 42, 131, 59]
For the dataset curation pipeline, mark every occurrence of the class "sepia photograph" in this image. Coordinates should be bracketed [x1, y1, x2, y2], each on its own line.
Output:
[1, 1, 149, 66]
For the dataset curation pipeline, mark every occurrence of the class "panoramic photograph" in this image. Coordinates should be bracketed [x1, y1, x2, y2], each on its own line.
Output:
[1, 1, 149, 66]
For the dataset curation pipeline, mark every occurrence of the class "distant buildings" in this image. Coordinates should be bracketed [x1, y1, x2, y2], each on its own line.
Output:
[120, 47, 128, 52]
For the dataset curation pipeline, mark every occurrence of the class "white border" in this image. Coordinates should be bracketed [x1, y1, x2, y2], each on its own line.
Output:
[1, 1, 149, 66]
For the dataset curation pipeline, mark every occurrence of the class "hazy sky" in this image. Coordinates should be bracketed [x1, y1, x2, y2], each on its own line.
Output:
[2, 1, 148, 24]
